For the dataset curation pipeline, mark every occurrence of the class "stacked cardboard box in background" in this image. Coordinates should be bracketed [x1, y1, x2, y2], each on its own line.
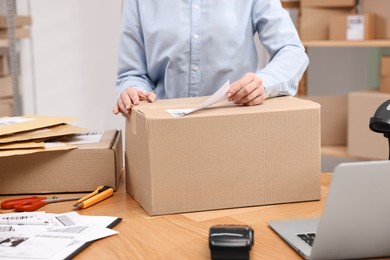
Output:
[329, 13, 376, 41]
[0, 55, 13, 116]
[299, 0, 356, 40]
[361, 0, 390, 39]
[0, 16, 31, 116]
[380, 56, 390, 93]
[348, 91, 390, 160]
[0, 16, 31, 40]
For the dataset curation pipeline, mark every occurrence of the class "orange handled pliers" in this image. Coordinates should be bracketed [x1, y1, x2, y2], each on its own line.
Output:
[1, 195, 82, 212]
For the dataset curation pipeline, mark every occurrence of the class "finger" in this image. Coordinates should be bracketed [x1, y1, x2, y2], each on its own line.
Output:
[127, 89, 142, 106]
[112, 104, 119, 115]
[243, 94, 265, 106]
[227, 73, 255, 99]
[117, 97, 130, 114]
[234, 83, 263, 104]
[146, 92, 156, 103]
[232, 81, 258, 102]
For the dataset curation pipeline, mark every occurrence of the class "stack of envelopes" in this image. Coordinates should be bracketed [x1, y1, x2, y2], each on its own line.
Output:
[0, 115, 86, 157]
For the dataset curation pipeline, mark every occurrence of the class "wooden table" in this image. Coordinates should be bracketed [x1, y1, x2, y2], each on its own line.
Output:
[0, 173, 332, 259]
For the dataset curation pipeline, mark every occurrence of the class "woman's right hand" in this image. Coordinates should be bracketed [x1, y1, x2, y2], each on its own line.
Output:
[113, 87, 156, 115]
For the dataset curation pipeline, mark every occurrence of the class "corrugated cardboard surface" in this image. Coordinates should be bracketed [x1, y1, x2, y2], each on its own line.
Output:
[303, 95, 347, 146]
[125, 96, 321, 216]
[0, 130, 123, 194]
[300, 7, 355, 40]
[348, 91, 390, 159]
[361, 0, 390, 39]
[301, 0, 355, 7]
[381, 56, 390, 77]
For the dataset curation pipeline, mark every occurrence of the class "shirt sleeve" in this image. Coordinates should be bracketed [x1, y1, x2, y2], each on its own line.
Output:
[252, 0, 309, 98]
[116, 0, 155, 96]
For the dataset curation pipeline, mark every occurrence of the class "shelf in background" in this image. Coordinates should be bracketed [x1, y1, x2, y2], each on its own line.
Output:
[303, 40, 390, 48]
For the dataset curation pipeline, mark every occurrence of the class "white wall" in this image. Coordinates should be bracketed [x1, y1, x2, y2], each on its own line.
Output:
[23, 0, 124, 132]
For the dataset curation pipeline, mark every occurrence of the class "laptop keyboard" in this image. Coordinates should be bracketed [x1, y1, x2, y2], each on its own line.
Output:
[297, 233, 316, 246]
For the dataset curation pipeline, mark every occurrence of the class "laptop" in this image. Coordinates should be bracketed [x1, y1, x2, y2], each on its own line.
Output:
[269, 160, 390, 260]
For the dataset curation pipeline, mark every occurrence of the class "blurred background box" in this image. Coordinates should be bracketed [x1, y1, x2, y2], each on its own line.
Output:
[303, 95, 348, 146]
[0, 55, 8, 76]
[380, 76, 390, 93]
[330, 14, 376, 41]
[300, 7, 355, 40]
[381, 56, 390, 76]
[0, 98, 13, 116]
[0, 75, 13, 98]
[348, 91, 390, 160]
[301, 0, 355, 8]
[361, 0, 390, 39]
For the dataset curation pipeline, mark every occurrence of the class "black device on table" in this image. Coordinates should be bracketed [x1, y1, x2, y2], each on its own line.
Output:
[209, 225, 254, 260]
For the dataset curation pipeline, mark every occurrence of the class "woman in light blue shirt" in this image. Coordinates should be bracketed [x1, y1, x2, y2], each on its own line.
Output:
[113, 0, 309, 115]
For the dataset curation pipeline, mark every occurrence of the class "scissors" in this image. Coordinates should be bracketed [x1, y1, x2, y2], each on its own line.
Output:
[1, 195, 82, 212]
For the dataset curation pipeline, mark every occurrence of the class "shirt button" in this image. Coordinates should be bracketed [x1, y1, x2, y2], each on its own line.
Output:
[193, 33, 199, 39]
[193, 4, 199, 10]
[192, 65, 199, 71]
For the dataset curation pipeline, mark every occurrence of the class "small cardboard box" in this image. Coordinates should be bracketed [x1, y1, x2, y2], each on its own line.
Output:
[303, 95, 348, 146]
[381, 56, 390, 77]
[0, 55, 8, 76]
[361, 0, 390, 39]
[0, 16, 32, 29]
[0, 75, 12, 99]
[380, 76, 390, 94]
[301, 0, 355, 8]
[0, 130, 123, 194]
[348, 91, 390, 160]
[0, 98, 13, 116]
[125, 96, 321, 216]
[330, 14, 376, 41]
[300, 7, 355, 40]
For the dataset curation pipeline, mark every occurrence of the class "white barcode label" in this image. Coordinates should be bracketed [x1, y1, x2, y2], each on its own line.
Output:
[347, 15, 365, 40]
[55, 215, 76, 226]
[68, 131, 103, 144]
[166, 108, 195, 117]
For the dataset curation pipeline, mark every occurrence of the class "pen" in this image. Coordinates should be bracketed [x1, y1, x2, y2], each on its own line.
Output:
[74, 186, 114, 209]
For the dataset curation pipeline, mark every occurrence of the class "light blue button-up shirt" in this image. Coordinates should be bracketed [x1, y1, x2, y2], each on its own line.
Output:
[116, 0, 309, 99]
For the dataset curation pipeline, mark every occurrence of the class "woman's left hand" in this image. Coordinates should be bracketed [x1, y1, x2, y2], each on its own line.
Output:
[227, 73, 266, 106]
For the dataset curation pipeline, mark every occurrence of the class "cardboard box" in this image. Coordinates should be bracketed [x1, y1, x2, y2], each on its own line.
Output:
[303, 95, 347, 146]
[348, 91, 390, 159]
[381, 56, 390, 77]
[361, 0, 390, 39]
[0, 75, 12, 99]
[0, 98, 13, 116]
[0, 16, 32, 29]
[125, 96, 321, 216]
[0, 27, 29, 40]
[380, 76, 390, 94]
[330, 14, 376, 40]
[300, 7, 355, 40]
[0, 55, 7, 76]
[0, 130, 123, 194]
[301, 0, 355, 8]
